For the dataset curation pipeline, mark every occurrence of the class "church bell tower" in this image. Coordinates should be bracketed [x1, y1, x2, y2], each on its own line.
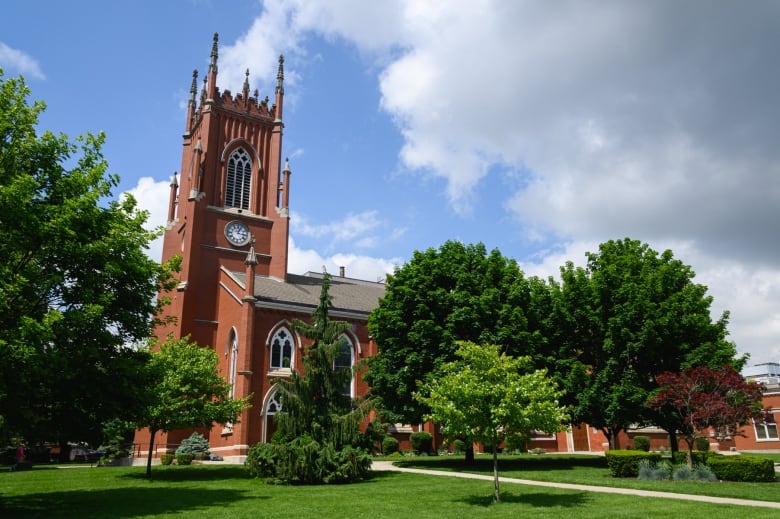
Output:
[159, 33, 290, 348]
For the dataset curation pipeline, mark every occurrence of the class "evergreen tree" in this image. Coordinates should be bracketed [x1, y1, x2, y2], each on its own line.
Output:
[248, 272, 371, 483]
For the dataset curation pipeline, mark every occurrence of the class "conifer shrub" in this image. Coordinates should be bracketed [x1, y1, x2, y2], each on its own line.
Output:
[410, 431, 433, 455]
[382, 436, 399, 456]
[175, 432, 211, 460]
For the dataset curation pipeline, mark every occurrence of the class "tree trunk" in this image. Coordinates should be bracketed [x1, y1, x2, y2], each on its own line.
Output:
[668, 430, 679, 456]
[685, 435, 695, 469]
[146, 429, 157, 479]
[492, 443, 500, 503]
[465, 444, 475, 465]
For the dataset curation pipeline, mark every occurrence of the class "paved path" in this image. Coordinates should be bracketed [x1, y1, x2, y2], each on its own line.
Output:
[371, 461, 780, 509]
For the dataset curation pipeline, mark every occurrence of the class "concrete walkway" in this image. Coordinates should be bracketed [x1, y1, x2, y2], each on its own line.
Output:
[371, 461, 780, 509]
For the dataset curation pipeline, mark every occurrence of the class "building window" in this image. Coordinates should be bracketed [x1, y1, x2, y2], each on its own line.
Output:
[225, 148, 252, 210]
[266, 390, 283, 415]
[754, 413, 779, 441]
[227, 328, 238, 399]
[335, 335, 354, 397]
[270, 327, 293, 370]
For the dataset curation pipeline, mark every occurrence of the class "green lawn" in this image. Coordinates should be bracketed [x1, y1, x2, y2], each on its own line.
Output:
[1, 460, 778, 518]
[395, 453, 780, 503]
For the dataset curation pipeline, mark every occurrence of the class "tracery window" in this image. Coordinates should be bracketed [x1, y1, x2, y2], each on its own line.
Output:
[225, 148, 252, 210]
[270, 327, 293, 370]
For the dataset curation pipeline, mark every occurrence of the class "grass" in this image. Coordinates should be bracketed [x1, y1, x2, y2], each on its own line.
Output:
[0, 458, 778, 518]
[394, 453, 780, 503]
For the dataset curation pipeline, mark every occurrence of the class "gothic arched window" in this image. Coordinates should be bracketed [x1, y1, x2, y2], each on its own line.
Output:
[227, 328, 238, 398]
[270, 327, 294, 370]
[225, 148, 252, 210]
[335, 335, 354, 397]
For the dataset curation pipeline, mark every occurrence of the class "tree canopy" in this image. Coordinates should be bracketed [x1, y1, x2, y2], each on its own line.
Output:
[416, 341, 567, 502]
[137, 335, 251, 478]
[648, 365, 765, 467]
[553, 238, 742, 449]
[366, 241, 541, 425]
[0, 71, 178, 447]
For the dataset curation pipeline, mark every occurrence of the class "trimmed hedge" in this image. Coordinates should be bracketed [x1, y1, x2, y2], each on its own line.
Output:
[672, 450, 711, 466]
[706, 455, 776, 482]
[382, 436, 400, 456]
[160, 454, 174, 466]
[410, 431, 433, 454]
[176, 453, 193, 465]
[605, 450, 662, 478]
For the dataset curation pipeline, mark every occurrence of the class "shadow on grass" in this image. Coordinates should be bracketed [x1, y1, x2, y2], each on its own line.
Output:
[1, 487, 263, 518]
[1, 466, 266, 518]
[458, 489, 590, 508]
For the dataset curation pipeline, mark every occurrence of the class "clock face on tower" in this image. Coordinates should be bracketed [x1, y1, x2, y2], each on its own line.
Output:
[224, 220, 251, 246]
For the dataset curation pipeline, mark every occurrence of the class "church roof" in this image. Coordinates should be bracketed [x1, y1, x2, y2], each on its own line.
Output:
[237, 271, 386, 318]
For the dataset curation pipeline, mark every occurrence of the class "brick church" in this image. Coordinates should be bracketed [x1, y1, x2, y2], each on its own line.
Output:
[133, 34, 385, 463]
[135, 34, 780, 462]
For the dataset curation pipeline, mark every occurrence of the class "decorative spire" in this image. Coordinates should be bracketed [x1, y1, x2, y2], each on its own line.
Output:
[275, 54, 284, 95]
[209, 32, 219, 73]
[200, 76, 207, 105]
[188, 70, 198, 106]
[244, 236, 258, 266]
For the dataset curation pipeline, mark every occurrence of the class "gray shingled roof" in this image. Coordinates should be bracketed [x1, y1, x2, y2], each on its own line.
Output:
[232, 271, 385, 316]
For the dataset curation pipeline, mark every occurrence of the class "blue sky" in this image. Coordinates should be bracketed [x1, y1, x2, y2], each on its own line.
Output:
[3, 1, 780, 365]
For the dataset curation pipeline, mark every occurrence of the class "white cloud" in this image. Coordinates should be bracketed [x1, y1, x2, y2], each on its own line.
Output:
[291, 209, 382, 244]
[287, 236, 400, 281]
[0, 42, 45, 80]
[125, 176, 171, 263]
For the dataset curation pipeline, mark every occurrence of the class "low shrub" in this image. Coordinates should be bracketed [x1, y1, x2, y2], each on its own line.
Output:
[637, 459, 671, 480]
[633, 435, 650, 452]
[176, 453, 193, 466]
[605, 450, 662, 478]
[245, 443, 277, 479]
[504, 433, 528, 454]
[672, 450, 710, 465]
[692, 463, 718, 482]
[160, 454, 174, 466]
[695, 437, 711, 451]
[452, 439, 466, 454]
[382, 436, 399, 456]
[707, 455, 776, 482]
[637, 459, 716, 482]
[410, 432, 433, 455]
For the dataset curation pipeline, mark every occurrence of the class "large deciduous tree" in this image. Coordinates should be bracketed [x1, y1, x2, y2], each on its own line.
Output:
[0, 71, 177, 449]
[416, 341, 567, 503]
[366, 241, 543, 427]
[554, 238, 742, 450]
[138, 335, 251, 478]
[648, 365, 765, 467]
